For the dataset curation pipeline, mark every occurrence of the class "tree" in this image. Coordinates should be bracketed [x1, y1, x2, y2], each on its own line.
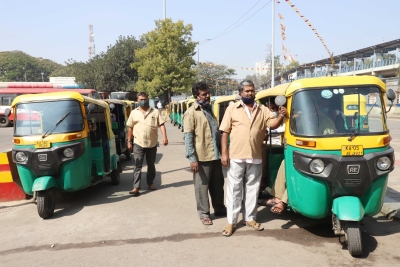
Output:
[197, 62, 237, 95]
[0, 51, 62, 82]
[131, 19, 197, 102]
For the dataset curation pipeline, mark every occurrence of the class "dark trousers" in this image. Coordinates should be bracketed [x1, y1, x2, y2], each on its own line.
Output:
[132, 144, 157, 189]
[194, 160, 225, 218]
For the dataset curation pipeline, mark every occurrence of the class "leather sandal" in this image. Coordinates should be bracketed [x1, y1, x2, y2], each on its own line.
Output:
[245, 220, 264, 231]
[222, 224, 236, 237]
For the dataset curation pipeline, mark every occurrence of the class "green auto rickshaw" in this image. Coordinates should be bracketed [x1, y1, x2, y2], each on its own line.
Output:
[255, 76, 396, 256]
[6, 91, 122, 219]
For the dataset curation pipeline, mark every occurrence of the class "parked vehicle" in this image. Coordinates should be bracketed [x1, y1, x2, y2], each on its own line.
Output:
[5, 91, 122, 219]
[255, 76, 396, 256]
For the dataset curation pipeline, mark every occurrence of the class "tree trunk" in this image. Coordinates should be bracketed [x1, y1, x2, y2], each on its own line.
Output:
[167, 88, 171, 104]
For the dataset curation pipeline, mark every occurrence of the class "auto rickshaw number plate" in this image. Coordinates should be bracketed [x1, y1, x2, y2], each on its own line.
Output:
[34, 141, 51, 148]
[341, 145, 363, 156]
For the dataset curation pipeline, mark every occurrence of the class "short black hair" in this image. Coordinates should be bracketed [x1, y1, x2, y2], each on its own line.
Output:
[192, 82, 209, 97]
[239, 80, 255, 93]
[137, 92, 148, 100]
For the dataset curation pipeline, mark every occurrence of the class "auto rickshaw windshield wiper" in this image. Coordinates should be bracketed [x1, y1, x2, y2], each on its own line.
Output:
[42, 111, 71, 139]
[348, 102, 376, 141]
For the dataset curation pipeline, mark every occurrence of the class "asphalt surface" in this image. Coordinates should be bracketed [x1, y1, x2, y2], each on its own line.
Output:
[1, 119, 400, 266]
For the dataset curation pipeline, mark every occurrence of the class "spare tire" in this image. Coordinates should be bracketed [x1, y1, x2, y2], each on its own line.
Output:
[0, 116, 11, 127]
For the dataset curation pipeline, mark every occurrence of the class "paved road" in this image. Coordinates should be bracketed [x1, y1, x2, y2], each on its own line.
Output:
[1, 121, 400, 266]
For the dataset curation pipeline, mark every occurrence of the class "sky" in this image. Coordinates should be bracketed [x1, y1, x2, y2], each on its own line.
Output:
[1, 0, 400, 79]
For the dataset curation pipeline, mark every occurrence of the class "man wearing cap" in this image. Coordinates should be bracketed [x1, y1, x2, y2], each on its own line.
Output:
[219, 80, 287, 236]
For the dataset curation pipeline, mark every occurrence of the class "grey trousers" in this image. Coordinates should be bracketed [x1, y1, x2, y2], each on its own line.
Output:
[132, 143, 157, 189]
[194, 160, 225, 219]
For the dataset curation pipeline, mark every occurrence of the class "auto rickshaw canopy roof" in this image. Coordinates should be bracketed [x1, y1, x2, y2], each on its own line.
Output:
[11, 91, 110, 110]
[285, 76, 386, 96]
[103, 98, 130, 107]
[213, 95, 240, 105]
[255, 83, 290, 100]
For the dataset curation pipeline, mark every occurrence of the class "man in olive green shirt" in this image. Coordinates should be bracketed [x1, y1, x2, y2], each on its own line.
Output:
[126, 92, 168, 196]
[183, 82, 226, 225]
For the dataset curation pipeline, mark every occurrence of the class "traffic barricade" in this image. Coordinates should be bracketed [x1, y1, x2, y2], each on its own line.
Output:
[0, 150, 26, 201]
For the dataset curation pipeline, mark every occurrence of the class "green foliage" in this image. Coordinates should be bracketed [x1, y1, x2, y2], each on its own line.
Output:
[0, 51, 63, 82]
[131, 19, 197, 101]
[63, 35, 145, 91]
[198, 61, 237, 95]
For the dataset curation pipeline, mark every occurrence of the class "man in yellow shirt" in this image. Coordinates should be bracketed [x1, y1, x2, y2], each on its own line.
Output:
[126, 92, 168, 196]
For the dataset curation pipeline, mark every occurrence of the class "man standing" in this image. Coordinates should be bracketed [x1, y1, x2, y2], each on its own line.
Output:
[183, 82, 226, 225]
[219, 80, 286, 236]
[157, 101, 163, 110]
[127, 92, 168, 196]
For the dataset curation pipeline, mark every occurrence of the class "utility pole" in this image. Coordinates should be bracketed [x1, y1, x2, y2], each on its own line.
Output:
[88, 24, 95, 60]
[271, 0, 275, 87]
[163, 0, 166, 19]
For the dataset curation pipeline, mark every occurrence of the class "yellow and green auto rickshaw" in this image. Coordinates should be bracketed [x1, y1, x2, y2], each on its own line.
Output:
[104, 99, 132, 160]
[186, 99, 195, 110]
[5, 91, 122, 219]
[122, 100, 134, 117]
[343, 94, 368, 131]
[177, 99, 188, 131]
[169, 101, 177, 126]
[255, 76, 396, 256]
[212, 94, 240, 125]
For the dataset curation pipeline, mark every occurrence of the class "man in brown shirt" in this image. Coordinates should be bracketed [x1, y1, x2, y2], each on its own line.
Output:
[126, 92, 168, 196]
[219, 80, 286, 236]
[183, 82, 226, 225]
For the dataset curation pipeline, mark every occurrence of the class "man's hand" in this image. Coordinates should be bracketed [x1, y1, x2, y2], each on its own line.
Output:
[190, 161, 199, 173]
[163, 138, 168, 146]
[127, 142, 133, 152]
[221, 152, 230, 167]
[279, 106, 287, 117]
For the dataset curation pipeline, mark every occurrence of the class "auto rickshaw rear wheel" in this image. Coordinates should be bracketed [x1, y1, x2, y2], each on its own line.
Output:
[110, 164, 121, 185]
[344, 221, 363, 257]
[125, 150, 132, 160]
[37, 189, 56, 219]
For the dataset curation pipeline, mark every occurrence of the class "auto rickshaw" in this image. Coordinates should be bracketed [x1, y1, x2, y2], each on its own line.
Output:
[169, 101, 177, 125]
[343, 94, 367, 131]
[186, 99, 195, 110]
[212, 95, 240, 125]
[104, 99, 132, 160]
[177, 99, 188, 131]
[255, 76, 396, 256]
[122, 100, 134, 117]
[5, 91, 122, 219]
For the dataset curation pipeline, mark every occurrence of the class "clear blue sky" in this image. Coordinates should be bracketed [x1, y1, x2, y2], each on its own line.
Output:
[1, 0, 399, 79]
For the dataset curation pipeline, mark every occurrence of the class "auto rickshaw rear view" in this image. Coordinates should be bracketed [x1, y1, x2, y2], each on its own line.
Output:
[256, 76, 396, 257]
[6, 91, 122, 219]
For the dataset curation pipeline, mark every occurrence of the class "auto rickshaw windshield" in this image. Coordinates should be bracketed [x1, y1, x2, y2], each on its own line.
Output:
[290, 86, 388, 137]
[14, 100, 84, 136]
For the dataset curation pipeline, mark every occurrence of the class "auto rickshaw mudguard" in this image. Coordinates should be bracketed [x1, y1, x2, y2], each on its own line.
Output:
[332, 196, 365, 221]
[32, 176, 57, 192]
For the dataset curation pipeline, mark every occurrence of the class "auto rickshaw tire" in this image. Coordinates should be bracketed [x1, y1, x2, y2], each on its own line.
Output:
[344, 221, 363, 257]
[173, 121, 176, 126]
[125, 150, 132, 161]
[181, 126, 184, 132]
[37, 189, 56, 219]
[0, 116, 11, 127]
[110, 165, 121, 185]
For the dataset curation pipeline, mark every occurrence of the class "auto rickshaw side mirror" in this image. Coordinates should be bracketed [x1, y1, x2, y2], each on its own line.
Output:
[87, 103, 96, 113]
[109, 103, 115, 110]
[386, 89, 396, 102]
[275, 95, 287, 106]
[4, 108, 11, 117]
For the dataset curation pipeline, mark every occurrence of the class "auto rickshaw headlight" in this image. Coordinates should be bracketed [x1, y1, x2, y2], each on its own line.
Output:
[63, 148, 74, 158]
[309, 159, 325, 174]
[15, 152, 27, 162]
[376, 156, 391, 171]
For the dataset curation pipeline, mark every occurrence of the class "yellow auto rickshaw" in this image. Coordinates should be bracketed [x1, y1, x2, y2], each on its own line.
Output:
[5, 91, 122, 219]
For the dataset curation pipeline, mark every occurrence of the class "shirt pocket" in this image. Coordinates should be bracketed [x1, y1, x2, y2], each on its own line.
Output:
[149, 117, 158, 128]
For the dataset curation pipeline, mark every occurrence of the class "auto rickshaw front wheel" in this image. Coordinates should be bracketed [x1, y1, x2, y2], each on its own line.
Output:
[344, 221, 363, 257]
[37, 189, 56, 219]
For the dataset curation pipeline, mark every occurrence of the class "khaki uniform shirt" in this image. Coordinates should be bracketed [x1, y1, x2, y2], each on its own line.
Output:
[183, 102, 219, 162]
[219, 102, 275, 160]
[126, 107, 165, 148]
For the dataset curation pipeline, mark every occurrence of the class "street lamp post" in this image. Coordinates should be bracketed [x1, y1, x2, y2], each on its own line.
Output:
[41, 72, 44, 82]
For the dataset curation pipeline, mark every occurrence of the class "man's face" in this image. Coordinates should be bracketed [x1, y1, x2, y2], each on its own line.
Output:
[137, 95, 148, 102]
[268, 103, 278, 112]
[240, 85, 255, 98]
[197, 89, 210, 103]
